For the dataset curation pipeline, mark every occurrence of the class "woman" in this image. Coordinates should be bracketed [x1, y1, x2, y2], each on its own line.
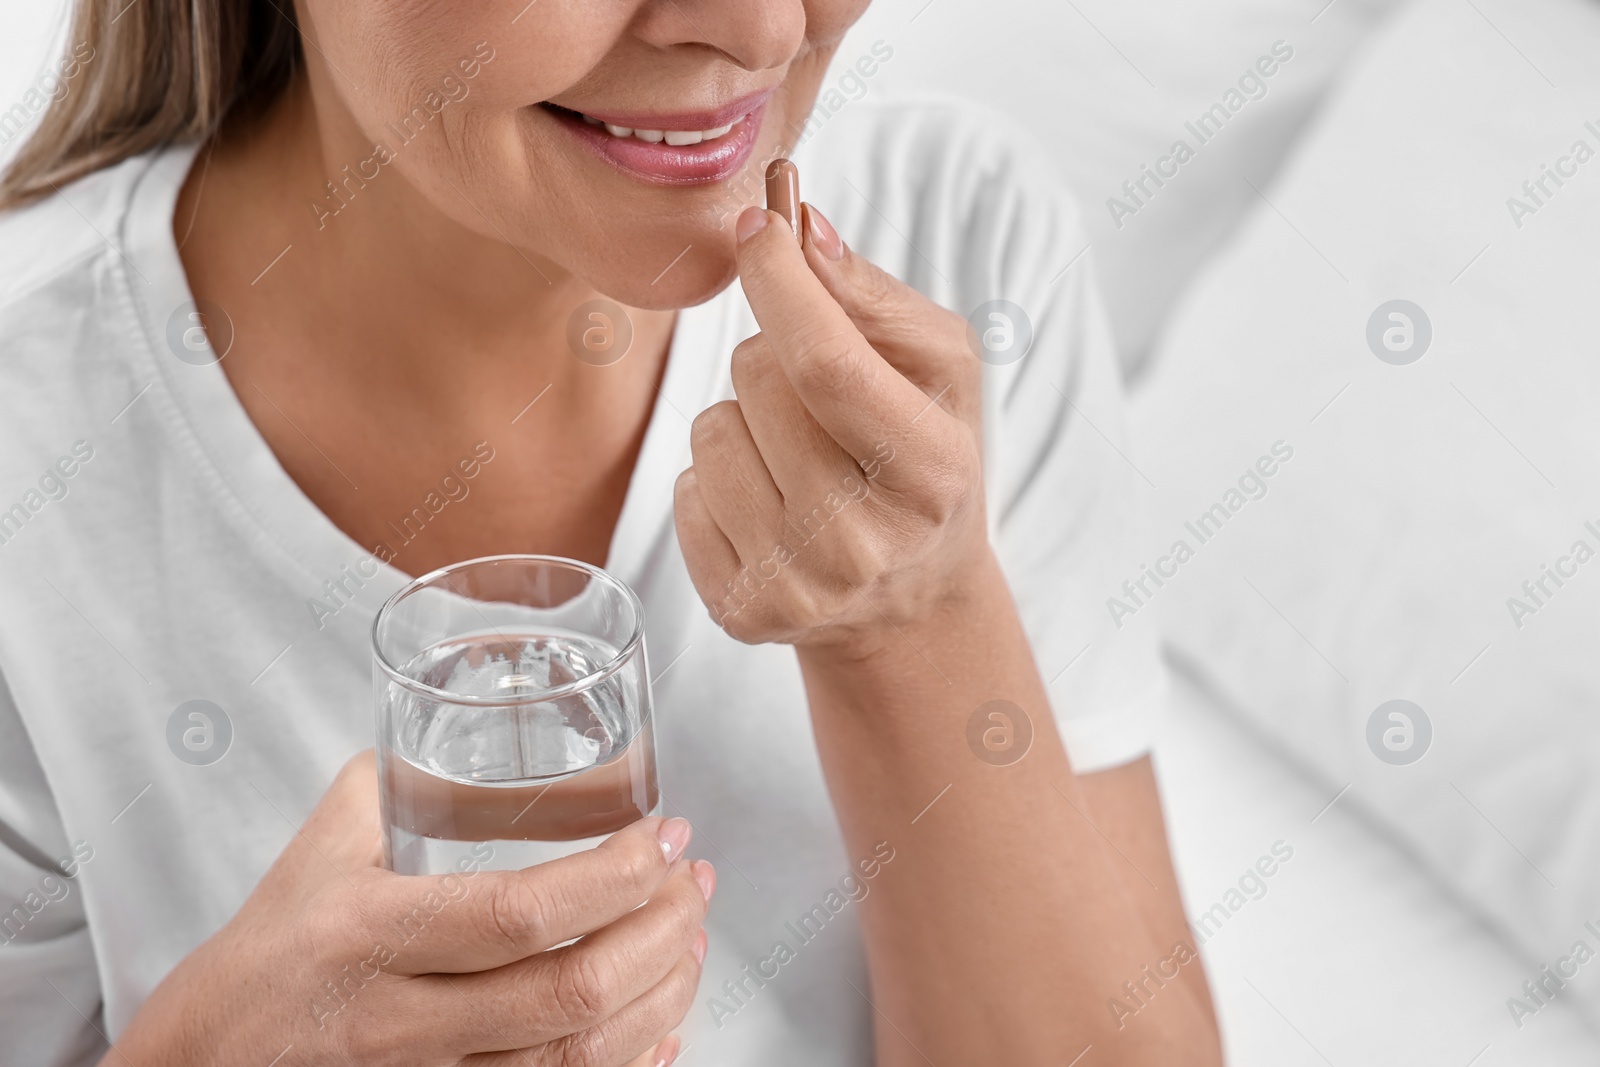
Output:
[0, 1, 1221, 1064]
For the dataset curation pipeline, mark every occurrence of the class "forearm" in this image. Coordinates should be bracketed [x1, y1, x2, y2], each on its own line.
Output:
[797, 551, 1219, 1065]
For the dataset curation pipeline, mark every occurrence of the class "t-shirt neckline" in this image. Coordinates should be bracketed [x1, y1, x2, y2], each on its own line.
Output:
[119, 140, 735, 599]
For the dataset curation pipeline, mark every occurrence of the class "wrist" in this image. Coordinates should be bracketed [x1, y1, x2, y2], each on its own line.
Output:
[797, 546, 1008, 677]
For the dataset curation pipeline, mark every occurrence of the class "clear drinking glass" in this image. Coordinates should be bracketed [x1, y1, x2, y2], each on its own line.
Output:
[372, 555, 658, 876]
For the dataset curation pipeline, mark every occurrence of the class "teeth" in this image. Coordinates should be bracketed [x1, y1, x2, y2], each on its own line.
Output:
[584, 114, 744, 145]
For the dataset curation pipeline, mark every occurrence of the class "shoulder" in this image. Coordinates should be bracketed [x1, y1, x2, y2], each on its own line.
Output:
[0, 151, 158, 303]
[0, 150, 174, 474]
[793, 93, 1088, 308]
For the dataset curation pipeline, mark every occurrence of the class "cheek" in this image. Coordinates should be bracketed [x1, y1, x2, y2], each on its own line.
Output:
[305, 0, 633, 230]
[805, 0, 874, 43]
[761, 0, 871, 145]
[459, 2, 638, 111]
[313, 0, 626, 129]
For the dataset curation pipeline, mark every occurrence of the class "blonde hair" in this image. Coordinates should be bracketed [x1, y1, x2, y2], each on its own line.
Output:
[0, 0, 299, 210]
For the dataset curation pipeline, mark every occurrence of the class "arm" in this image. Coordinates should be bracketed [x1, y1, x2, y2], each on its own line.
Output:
[799, 561, 1217, 1063]
[675, 202, 1221, 1064]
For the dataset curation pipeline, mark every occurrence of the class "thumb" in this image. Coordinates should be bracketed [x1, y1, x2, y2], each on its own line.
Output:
[252, 750, 384, 909]
[734, 205, 928, 464]
[299, 749, 385, 869]
[798, 202, 975, 393]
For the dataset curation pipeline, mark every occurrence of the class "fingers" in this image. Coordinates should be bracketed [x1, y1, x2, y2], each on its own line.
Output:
[673, 466, 744, 625]
[688, 398, 786, 546]
[735, 207, 932, 467]
[537, 952, 699, 1067]
[465, 951, 698, 1067]
[372, 816, 693, 975]
[728, 333, 860, 500]
[301, 749, 384, 869]
[249, 751, 384, 916]
[799, 203, 980, 429]
[426, 858, 712, 1053]
[621, 1034, 681, 1067]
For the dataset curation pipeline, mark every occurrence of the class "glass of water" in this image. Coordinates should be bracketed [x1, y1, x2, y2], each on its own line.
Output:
[372, 555, 658, 876]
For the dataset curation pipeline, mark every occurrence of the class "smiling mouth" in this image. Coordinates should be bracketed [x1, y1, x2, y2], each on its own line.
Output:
[559, 108, 748, 147]
[538, 89, 774, 186]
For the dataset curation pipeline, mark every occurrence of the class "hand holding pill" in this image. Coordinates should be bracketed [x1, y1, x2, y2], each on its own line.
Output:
[674, 158, 990, 653]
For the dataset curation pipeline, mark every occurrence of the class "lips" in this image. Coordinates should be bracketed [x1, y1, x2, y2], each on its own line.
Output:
[540, 88, 774, 186]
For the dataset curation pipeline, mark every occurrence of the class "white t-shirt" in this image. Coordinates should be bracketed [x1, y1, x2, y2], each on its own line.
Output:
[0, 97, 1163, 1066]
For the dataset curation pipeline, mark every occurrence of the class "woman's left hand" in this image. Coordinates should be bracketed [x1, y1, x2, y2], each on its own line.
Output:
[675, 202, 989, 652]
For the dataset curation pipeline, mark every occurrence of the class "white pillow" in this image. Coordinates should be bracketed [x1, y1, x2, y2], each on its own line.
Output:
[1131, 0, 1600, 1026]
[839, 0, 1403, 375]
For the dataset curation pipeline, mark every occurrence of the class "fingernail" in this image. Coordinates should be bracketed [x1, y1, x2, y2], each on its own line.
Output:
[653, 1034, 681, 1067]
[803, 203, 844, 261]
[692, 928, 708, 964]
[658, 818, 692, 864]
[736, 205, 769, 244]
[692, 859, 717, 901]
[765, 157, 801, 238]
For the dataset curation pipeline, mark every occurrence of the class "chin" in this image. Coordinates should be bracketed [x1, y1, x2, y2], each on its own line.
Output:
[581, 232, 743, 312]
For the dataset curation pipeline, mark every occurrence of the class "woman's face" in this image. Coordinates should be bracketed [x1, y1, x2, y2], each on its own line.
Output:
[293, 0, 871, 309]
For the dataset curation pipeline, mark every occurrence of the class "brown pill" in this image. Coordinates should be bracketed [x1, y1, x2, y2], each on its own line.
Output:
[765, 157, 801, 239]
